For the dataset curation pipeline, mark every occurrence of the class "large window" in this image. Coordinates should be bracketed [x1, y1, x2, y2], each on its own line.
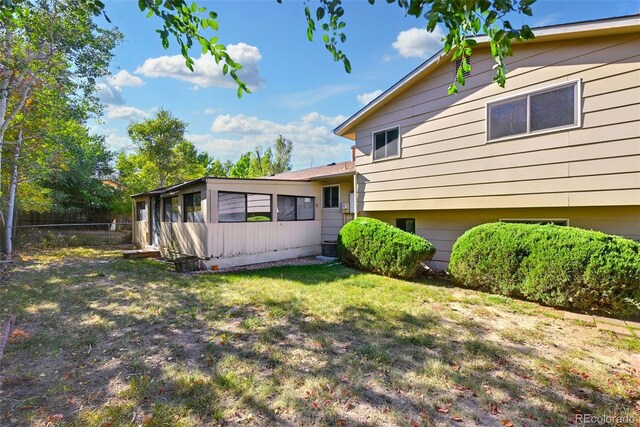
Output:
[218, 192, 272, 222]
[323, 186, 339, 208]
[135, 201, 147, 221]
[163, 196, 179, 222]
[183, 192, 203, 223]
[487, 81, 580, 142]
[373, 127, 400, 161]
[277, 195, 315, 221]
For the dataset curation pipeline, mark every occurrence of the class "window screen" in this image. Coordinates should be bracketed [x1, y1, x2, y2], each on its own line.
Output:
[163, 196, 179, 222]
[184, 192, 203, 222]
[373, 127, 400, 160]
[487, 81, 579, 141]
[277, 195, 315, 221]
[297, 197, 315, 220]
[218, 192, 245, 222]
[136, 201, 147, 221]
[247, 194, 272, 222]
[277, 196, 296, 221]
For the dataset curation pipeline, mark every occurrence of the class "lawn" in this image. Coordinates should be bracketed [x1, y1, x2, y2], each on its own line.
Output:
[0, 248, 638, 426]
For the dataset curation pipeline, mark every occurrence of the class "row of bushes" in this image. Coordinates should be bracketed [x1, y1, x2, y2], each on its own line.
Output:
[337, 217, 640, 314]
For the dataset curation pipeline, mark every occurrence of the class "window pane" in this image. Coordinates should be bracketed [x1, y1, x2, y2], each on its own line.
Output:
[247, 194, 271, 221]
[296, 197, 314, 220]
[136, 202, 147, 221]
[489, 97, 527, 140]
[396, 218, 415, 234]
[277, 196, 296, 221]
[530, 85, 575, 132]
[374, 131, 386, 160]
[386, 128, 399, 157]
[323, 187, 331, 208]
[218, 192, 245, 222]
[324, 186, 339, 208]
[331, 187, 339, 208]
[163, 197, 179, 222]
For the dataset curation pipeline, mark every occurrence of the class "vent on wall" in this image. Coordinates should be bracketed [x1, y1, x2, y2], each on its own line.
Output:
[455, 58, 471, 79]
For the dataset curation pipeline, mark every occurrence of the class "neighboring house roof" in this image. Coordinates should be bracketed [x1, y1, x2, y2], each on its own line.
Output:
[264, 161, 355, 181]
[333, 14, 640, 139]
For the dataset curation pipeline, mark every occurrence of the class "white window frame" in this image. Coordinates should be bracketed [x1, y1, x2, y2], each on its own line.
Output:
[322, 185, 340, 209]
[371, 126, 401, 162]
[499, 218, 570, 226]
[486, 79, 582, 143]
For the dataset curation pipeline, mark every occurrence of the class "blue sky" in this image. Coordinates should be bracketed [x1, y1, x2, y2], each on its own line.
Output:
[94, 0, 640, 170]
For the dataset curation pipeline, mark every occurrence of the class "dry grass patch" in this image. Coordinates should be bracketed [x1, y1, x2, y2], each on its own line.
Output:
[0, 247, 638, 426]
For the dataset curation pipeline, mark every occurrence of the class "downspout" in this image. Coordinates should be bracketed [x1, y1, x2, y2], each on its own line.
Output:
[353, 171, 358, 220]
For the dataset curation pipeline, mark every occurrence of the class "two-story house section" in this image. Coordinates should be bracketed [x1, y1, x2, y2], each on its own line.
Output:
[335, 15, 640, 270]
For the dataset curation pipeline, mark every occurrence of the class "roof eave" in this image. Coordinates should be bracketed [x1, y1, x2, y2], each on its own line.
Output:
[333, 14, 640, 138]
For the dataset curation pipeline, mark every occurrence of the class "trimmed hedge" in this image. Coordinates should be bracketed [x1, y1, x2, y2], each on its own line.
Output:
[337, 217, 436, 279]
[449, 222, 640, 314]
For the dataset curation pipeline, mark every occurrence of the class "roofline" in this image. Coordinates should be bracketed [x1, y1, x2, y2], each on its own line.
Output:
[307, 170, 356, 180]
[130, 176, 314, 198]
[333, 14, 640, 137]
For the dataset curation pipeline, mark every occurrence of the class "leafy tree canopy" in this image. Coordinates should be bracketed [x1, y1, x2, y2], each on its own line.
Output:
[2, 0, 537, 96]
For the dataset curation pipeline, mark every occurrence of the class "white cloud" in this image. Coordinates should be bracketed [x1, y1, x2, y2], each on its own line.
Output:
[188, 112, 351, 169]
[106, 105, 150, 120]
[356, 89, 383, 106]
[135, 43, 263, 90]
[107, 70, 144, 88]
[392, 26, 445, 59]
[97, 82, 125, 105]
[301, 112, 348, 128]
[276, 84, 357, 109]
[532, 12, 562, 27]
[203, 108, 223, 115]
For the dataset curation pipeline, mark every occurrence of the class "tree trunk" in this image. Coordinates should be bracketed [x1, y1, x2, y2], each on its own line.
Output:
[4, 129, 21, 259]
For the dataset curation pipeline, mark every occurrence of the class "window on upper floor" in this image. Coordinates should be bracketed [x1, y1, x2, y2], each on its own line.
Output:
[373, 127, 400, 161]
[323, 185, 339, 209]
[487, 80, 580, 142]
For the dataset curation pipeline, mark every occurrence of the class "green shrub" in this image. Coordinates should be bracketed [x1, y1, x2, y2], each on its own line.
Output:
[337, 217, 436, 279]
[449, 222, 640, 315]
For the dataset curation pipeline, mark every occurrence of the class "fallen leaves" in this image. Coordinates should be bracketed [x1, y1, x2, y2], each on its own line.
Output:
[46, 413, 63, 424]
[501, 419, 515, 427]
[8, 329, 32, 344]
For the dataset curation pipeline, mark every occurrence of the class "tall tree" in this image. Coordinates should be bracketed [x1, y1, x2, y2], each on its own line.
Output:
[0, 0, 121, 257]
[229, 152, 251, 178]
[272, 135, 293, 174]
[116, 109, 211, 196]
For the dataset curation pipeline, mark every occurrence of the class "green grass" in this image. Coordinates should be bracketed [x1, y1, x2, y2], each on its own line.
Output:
[1, 247, 638, 426]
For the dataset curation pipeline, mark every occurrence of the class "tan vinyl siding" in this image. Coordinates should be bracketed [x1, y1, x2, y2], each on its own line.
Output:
[352, 33, 640, 212]
[367, 206, 640, 270]
[320, 180, 354, 241]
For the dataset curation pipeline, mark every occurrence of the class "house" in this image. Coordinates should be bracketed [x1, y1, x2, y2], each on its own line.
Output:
[131, 161, 354, 269]
[334, 14, 640, 269]
[133, 14, 639, 271]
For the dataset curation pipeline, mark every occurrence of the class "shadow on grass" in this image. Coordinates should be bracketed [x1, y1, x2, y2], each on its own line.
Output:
[0, 255, 635, 426]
